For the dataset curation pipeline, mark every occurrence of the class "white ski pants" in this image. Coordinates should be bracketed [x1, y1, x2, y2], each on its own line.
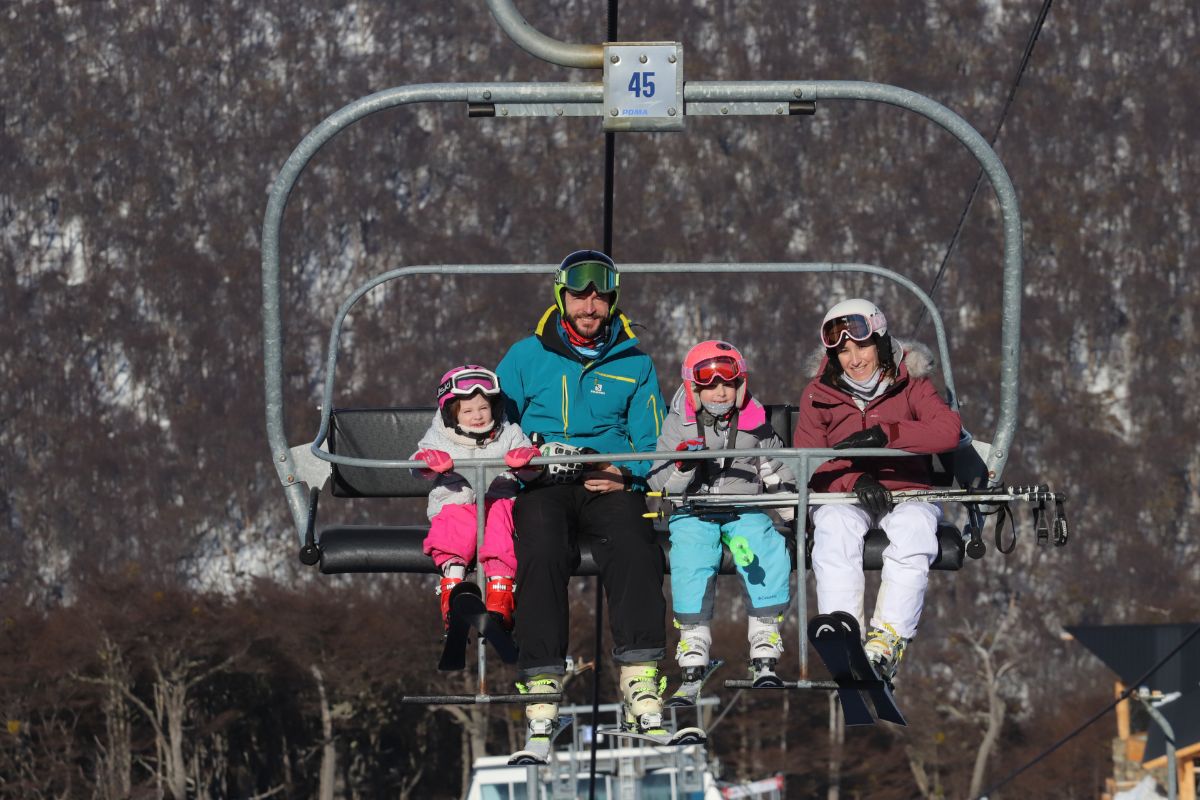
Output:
[811, 502, 941, 639]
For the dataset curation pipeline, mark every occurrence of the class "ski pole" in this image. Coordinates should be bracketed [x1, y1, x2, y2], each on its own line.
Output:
[648, 486, 1065, 508]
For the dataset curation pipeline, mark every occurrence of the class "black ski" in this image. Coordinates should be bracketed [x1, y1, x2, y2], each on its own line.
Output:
[596, 725, 708, 746]
[830, 611, 906, 726]
[508, 716, 574, 766]
[666, 659, 724, 708]
[436, 582, 478, 672]
[807, 614, 876, 726]
[451, 582, 519, 664]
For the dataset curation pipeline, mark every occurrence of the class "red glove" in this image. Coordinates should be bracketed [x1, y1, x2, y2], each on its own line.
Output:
[504, 446, 541, 469]
[416, 449, 454, 474]
[675, 439, 706, 471]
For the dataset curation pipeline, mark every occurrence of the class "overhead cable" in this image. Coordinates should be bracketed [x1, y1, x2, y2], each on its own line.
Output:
[911, 0, 1054, 337]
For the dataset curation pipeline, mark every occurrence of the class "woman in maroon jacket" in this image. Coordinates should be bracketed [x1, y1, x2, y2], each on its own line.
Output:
[793, 298, 961, 680]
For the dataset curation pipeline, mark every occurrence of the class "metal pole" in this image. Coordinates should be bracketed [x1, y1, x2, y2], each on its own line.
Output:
[1138, 691, 1177, 800]
[484, 0, 603, 69]
[590, 3, 617, 796]
[794, 454, 811, 677]
[475, 465, 488, 693]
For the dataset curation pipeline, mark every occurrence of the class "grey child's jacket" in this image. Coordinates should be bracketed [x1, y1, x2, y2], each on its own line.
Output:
[647, 385, 796, 498]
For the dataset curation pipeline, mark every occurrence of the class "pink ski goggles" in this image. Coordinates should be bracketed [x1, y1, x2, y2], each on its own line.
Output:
[436, 367, 500, 408]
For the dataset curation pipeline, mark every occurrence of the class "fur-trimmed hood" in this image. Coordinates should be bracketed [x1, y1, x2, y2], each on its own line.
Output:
[804, 339, 937, 380]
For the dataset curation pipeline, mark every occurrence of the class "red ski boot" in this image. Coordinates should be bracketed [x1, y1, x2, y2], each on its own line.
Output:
[437, 575, 462, 631]
[485, 576, 516, 631]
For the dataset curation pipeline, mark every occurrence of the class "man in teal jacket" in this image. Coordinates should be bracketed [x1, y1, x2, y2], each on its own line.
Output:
[497, 250, 670, 744]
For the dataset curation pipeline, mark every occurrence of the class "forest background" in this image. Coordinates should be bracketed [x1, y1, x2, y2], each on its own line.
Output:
[3, 0, 1198, 798]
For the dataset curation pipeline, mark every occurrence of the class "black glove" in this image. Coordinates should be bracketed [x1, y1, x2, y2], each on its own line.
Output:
[854, 474, 893, 521]
[833, 425, 888, 450]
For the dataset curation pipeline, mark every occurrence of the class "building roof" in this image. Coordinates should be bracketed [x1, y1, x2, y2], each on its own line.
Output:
[1066, 623, 1200, 695]
[1066, 623, 1200, 767]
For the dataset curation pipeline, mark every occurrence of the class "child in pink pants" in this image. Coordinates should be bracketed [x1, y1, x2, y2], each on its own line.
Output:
[414, 365, 541, 630]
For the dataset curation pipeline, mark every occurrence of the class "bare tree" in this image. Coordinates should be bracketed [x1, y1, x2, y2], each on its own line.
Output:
[935, 596, 1020, 798]
[311, 664, 337, 800]
[74, 636, 133, 800]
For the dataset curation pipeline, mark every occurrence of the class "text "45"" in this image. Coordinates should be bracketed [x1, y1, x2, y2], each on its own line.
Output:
[626, 72, 657, 98]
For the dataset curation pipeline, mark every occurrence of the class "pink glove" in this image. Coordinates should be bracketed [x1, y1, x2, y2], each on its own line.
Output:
[505, 446, 541, 469]
[416, 449, 454, 474]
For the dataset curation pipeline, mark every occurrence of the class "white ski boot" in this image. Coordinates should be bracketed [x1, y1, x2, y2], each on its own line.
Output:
[748, 614, 786, 688]
[669, 622, 720, 707]
[619, 663, 667, 735]
[510, 675, 562, 764]
[864, 623, 908, 684]
[675, 622, 713, 683]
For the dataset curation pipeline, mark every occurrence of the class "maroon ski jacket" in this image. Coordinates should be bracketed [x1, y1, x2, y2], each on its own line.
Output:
[792, 343, 962, 493]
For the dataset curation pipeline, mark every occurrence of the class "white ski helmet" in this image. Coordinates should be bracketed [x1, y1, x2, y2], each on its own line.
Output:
[820, 299, 888, 349]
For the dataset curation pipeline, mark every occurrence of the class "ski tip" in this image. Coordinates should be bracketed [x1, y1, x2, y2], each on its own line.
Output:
[828, 610, 861, 635]
[449, 581, 484, 600]
[506, 752, 547, 766]
[671, 727, 707, 745]
[751, 676, 786, 689]
[808, 620, 840, 639]
[808, 612, 860, 640]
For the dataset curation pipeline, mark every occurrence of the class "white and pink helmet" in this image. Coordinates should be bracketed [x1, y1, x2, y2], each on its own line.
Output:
[820, 298, 888, 349]
[681, 340, 749, 412]
[437, 365, 502, 430]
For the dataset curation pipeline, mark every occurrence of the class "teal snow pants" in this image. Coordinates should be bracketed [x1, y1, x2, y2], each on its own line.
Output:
[668, 511, 790, 623]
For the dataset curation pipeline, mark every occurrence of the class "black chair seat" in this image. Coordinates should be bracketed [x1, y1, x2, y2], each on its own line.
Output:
[315, 522, 964, 574]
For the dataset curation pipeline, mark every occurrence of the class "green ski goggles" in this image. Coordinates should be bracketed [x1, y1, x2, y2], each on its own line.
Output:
[555, 259, 620, 296]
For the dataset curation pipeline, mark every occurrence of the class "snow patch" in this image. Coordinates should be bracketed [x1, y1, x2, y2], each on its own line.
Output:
[1114, 776, 1167, 800]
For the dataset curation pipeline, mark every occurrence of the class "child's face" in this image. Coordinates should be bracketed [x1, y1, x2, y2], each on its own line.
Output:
[697, 379, 738, 406]
[456, 394, 494, 428]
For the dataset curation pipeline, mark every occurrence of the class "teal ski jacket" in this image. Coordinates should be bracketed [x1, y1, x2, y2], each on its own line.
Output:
[496, 306, 665, 484]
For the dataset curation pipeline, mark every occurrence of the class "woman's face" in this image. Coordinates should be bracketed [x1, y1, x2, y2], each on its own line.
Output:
[836, 340, 880, 382]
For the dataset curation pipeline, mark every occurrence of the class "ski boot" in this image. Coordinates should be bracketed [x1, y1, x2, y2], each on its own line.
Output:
[675, 622, 713, 682]
[748, 614, 786, 688]
[669, 622, 717, 707]
[485, 576, 515, 631]
[435, 571, 464, 631]
[864, 623, 908, 685]
[512, 675, 563, 764]
[619, 663, 668, 735]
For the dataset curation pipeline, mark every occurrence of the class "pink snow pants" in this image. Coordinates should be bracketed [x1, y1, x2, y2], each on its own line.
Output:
[422, 499, 517, 577]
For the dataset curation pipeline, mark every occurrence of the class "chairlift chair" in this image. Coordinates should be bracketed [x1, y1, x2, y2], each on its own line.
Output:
[261, 0, 1064, 705]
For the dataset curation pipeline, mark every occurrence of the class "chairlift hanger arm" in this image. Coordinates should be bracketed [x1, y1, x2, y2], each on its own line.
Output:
[484, 0, 603, 69]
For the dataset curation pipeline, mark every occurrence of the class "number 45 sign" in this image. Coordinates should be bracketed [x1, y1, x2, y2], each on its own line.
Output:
[603, 43, 684, 132]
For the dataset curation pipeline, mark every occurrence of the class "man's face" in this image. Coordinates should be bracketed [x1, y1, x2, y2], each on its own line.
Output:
[562, 287, 613, 338]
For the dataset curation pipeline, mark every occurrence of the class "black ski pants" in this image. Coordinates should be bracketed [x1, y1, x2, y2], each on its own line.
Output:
[512, 482, 666, 677]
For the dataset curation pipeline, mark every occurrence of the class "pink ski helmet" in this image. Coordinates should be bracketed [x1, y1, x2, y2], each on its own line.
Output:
[436, 365, 502, 429]
[681, 340, 749, 412]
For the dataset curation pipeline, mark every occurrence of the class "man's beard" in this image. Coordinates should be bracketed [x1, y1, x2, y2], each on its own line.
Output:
[566, 314, 605, 339]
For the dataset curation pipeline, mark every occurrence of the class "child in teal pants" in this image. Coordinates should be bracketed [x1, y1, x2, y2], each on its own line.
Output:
[647, 340, 796, 687]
